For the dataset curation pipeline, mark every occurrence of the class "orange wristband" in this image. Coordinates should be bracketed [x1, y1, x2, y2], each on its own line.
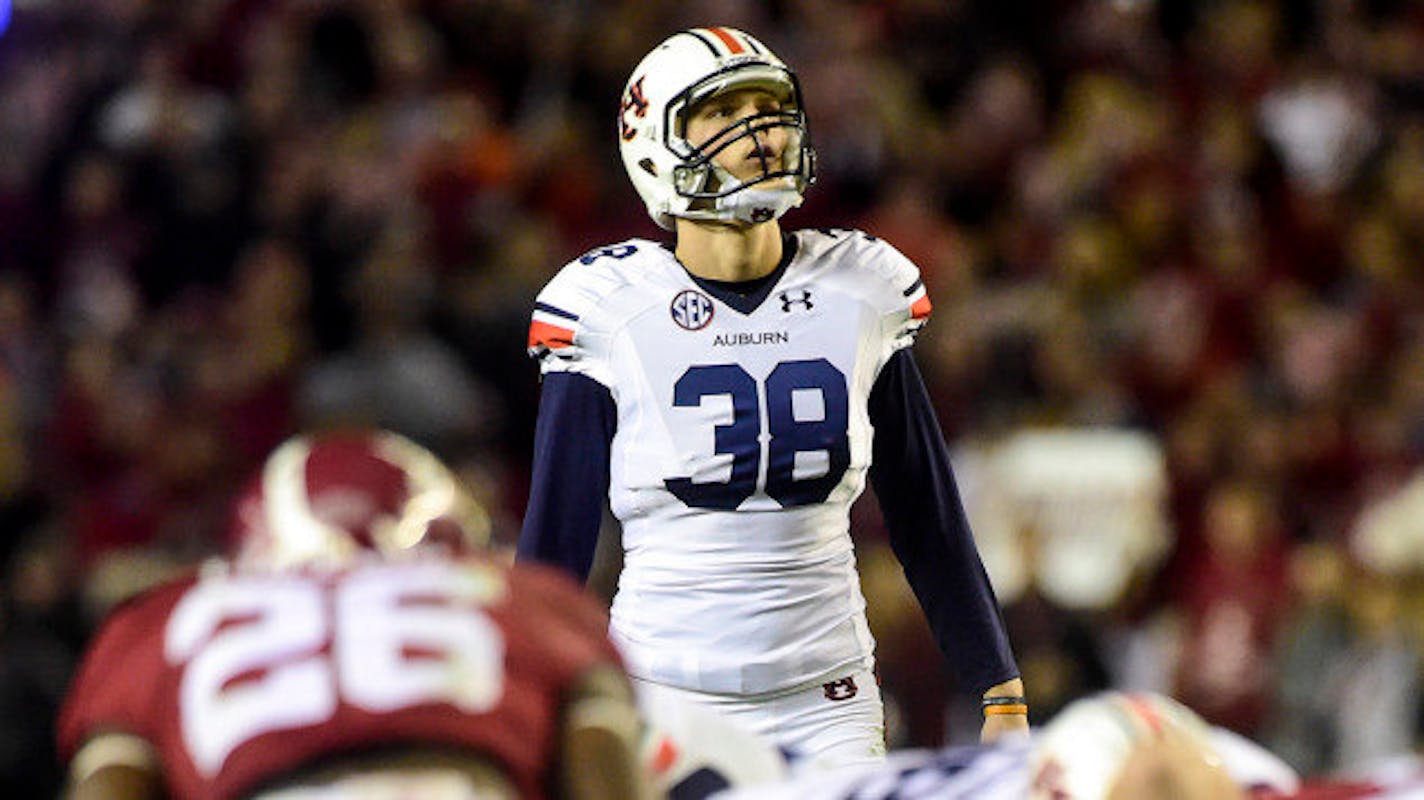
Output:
[982, 703, 1029, 716]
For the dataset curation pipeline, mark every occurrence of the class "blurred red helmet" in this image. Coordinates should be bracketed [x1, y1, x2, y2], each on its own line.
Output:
[228, 430, 490, 570]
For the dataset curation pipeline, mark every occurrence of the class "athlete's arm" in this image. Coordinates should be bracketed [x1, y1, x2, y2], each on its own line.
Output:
[560, 664, 657, 800]
[866, 349, 1020, 696]
[517, 372, 617, 582]
[64, 732, 162, 800]
[980, 676, 1029, 742]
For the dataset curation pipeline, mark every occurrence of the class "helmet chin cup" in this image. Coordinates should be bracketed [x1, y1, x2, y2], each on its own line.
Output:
[715, 184, 804, 226]
[668, 159, 804, 227]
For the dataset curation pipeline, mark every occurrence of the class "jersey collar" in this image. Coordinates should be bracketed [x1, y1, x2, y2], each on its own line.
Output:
[667, 233, 799, 315]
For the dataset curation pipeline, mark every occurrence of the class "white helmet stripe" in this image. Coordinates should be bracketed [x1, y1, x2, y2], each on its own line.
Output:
[373, 431, 458, 551]
[261, 437, 350, 568]
[677, 29, 721, 57]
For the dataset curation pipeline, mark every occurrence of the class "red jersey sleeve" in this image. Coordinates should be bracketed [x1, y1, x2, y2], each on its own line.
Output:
[510, 562, 622, 665]
[56, 577, 194, 762]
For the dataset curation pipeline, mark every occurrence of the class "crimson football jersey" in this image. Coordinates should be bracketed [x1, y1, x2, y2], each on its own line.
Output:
[57, 555, 621, 799]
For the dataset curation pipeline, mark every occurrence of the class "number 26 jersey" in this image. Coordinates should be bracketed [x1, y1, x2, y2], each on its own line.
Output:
[527, 229, 932, 695]
[57, 557, 621, 800]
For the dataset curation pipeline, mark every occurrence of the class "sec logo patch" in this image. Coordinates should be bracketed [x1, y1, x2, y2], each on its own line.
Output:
[670, 290, 714, 331]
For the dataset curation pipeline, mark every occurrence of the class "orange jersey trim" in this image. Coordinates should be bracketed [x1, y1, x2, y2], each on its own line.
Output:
[910, 294, 933, 320]
[528, 320, 575, 350]
[649, 736, 680, 775]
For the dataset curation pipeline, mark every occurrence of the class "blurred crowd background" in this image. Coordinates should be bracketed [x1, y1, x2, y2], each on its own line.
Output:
[2, 0, 1424, 795]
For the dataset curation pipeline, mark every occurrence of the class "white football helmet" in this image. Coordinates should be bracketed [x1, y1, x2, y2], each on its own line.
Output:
[1030, 692, 1223, 799]
[228, 430, 491, 570]
[618, 27, 816, 230]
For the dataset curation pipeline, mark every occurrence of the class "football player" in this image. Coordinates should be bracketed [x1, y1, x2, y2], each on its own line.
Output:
[57, 430, 656, 800]
[719, 691, 1275, 799]
[518, 27, 1025, 767]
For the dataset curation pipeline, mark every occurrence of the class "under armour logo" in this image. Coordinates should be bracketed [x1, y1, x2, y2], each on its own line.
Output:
[823, 676, 858, 702]
[779, 289, 813, 312]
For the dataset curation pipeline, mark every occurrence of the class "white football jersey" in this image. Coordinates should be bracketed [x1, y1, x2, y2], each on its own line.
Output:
[530, 228, 931, 695]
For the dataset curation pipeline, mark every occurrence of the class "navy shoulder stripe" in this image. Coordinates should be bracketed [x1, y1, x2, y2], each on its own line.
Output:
[535, 302, 579, 321]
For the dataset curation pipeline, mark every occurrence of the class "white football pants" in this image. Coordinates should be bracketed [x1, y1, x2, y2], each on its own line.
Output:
[632, 667, 887, 771]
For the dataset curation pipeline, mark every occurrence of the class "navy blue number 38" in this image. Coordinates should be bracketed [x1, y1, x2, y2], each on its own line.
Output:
[665, 359, 850, 509]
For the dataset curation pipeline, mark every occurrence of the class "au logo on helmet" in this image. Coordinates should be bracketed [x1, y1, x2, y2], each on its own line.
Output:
[619, 77, 649, 142]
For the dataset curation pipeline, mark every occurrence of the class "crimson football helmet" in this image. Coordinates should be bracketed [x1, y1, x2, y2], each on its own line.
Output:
[617, 27, 816, 230]
[229, 430, 491, 570]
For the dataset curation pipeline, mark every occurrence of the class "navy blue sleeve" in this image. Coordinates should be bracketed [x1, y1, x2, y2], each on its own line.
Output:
[867, 348, 1019, 695]
[516, 371, 615, 582]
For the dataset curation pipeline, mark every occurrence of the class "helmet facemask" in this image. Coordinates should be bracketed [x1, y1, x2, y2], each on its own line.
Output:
[664, 64, 816, 226]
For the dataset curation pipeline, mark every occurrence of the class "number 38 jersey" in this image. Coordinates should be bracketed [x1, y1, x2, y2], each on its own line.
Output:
[527, 229, 931, 695]
[57, 556, 622, 800]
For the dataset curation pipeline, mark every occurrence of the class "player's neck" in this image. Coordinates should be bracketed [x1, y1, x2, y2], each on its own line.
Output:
[674, 219, 783, 282]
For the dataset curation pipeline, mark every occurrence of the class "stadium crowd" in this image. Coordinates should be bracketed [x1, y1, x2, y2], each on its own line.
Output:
[1, 0, 1423, 795]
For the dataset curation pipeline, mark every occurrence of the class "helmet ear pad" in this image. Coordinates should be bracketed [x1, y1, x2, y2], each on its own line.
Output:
[617, 29, 816, 230]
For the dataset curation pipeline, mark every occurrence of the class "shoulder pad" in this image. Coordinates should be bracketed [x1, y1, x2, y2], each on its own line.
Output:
[796, 228, 931, 322]
[528, 239, 663, 379]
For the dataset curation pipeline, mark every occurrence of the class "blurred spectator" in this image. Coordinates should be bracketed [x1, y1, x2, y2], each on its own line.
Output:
[203, 237, 311, 470]
[1267, 541, 1354, 774]
[1330, 573, 1422, 769]
[1257, 55, 1380, 198]
[0, 533, 82, 798]
[1173, 480, 1290, 737]
[300, 220, 499, 450]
